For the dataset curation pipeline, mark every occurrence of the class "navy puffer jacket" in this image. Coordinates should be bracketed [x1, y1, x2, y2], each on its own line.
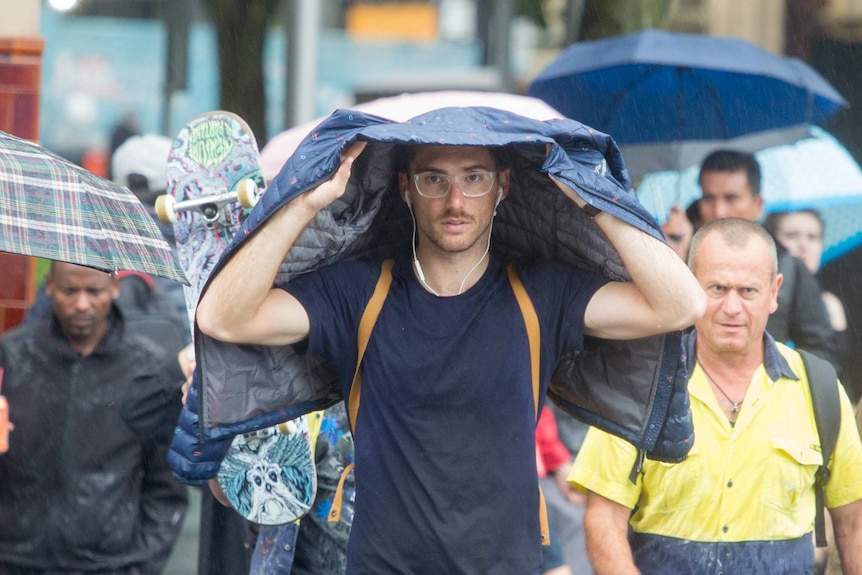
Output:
[169, 107, 693, 484]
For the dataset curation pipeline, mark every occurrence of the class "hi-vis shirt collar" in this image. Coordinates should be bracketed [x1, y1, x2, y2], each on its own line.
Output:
[684, 329, 799, 383]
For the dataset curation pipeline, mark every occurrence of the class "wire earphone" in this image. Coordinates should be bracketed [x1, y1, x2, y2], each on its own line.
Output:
[406, 185, 500, 295]
[405, 191, 436, 293]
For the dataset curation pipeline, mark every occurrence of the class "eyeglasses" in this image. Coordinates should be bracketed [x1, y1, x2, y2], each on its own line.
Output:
[411, 171, 497, 198]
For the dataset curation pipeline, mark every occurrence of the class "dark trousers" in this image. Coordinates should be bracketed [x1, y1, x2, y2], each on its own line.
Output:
[631, 531, 815, 575]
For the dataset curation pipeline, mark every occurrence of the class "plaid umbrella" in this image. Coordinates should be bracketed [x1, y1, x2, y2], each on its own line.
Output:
[0, 130, 187, 284]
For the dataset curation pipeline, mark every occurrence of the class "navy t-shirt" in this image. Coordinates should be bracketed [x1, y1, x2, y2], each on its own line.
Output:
[283, 256, 607, 574]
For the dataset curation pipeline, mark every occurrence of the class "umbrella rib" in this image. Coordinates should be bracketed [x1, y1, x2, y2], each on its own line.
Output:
[791, 59, 817, 124]
[702, 76, 729, 140]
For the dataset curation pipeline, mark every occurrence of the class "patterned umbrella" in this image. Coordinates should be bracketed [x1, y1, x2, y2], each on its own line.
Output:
[0, 130, 187, 284]
[637, 126, 862, 265]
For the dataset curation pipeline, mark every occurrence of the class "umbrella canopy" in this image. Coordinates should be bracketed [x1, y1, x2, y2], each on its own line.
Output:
[528, 29, 846, 145]
[619, 124, 811, 180]
[637, 126, 862, 264]
[260, 90, 564, 182]
[0, 130, 187, 284]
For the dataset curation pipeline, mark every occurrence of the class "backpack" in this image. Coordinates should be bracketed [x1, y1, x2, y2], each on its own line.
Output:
[798, 349, 841, 548]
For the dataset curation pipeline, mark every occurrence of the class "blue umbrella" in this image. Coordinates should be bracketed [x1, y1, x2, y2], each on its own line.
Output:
[637, 126, 862, 265]
[528, 29, 846, 145]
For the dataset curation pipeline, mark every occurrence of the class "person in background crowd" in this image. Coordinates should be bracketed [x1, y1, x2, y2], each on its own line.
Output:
[696, 150, 837, 365]
[765, 209, 849, 366]
[112, 133, 187, 316]
[571, 218, 862, 575]
[536, 406, 588, 575]
[660, 204, 695, 260]
[0, 262, 189, 574]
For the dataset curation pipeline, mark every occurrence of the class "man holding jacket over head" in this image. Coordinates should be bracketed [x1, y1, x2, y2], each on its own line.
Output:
[196, 137, 706, 574]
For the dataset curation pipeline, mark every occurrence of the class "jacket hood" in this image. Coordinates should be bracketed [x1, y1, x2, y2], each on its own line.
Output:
[229, 106, 659, 277]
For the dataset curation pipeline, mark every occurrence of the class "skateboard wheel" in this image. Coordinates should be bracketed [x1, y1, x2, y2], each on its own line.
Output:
[236, 178, 261, 209]
[277, 420, 297, 435]
[155, 194, 179, 223]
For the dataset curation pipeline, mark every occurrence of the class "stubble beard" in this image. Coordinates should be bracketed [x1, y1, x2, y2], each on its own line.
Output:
[420, 212, 492, 260]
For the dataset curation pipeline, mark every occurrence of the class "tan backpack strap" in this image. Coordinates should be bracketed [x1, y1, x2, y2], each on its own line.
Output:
[507, 263, 551, 545]
[506, 263, 549, 545]
[538, 484, 550, 546]
[329, 463, 355, 523]
[507, 263, 541, 419]
[331, 259, 394, 524]
[347, 258, 395, 434]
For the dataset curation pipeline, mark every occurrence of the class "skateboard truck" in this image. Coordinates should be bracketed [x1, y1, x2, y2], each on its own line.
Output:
[156, 178, 260, 225]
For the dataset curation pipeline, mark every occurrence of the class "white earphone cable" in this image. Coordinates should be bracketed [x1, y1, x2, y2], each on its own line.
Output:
[407, 192, 498, 296]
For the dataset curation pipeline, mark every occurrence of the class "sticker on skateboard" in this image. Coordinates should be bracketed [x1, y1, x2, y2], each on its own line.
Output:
[217, 418, 318, 524]
[161, 111, 315, 525]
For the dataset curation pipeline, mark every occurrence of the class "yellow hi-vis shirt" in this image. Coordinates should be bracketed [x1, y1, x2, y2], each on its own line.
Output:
[569, 340, 862, 542]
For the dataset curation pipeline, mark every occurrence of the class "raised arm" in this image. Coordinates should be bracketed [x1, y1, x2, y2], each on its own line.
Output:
[196, 142, 367, 346]
[550, 176, 706, 339]
[584, 491, 641, 575]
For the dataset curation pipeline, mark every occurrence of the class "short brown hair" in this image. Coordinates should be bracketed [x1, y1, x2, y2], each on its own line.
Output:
[687, 217, 777, 278]
[699, 150, 761, 195]
[396, 144, 509, 173]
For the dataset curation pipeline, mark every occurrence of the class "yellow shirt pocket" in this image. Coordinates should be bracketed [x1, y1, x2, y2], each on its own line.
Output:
[758, 437, 822, 512]
[641, 444, 708, 512]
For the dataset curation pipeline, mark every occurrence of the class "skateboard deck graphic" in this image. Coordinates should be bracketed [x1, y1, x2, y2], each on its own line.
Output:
[161, 111, 315, 525]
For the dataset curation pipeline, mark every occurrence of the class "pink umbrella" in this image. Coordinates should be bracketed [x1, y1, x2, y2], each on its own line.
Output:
[261, 91, 564, 182]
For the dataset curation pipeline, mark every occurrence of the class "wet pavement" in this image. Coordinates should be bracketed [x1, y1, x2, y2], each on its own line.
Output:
[164, 487, 201, 575]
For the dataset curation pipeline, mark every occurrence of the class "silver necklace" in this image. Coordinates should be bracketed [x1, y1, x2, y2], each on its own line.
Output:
[698, 360, 743, 418]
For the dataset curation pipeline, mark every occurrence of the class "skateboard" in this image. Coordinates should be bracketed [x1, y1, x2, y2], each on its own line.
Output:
[160, 111, 316, 525]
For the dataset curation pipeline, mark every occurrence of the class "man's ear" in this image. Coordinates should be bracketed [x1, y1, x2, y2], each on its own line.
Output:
[44, 273, 55, 298]
[109, 273, 121, 301]
[769, 273, 784, 314]
[498, 168, 511, 200]
[754, 194, 765, 221]
[398, 172, 410, 203]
